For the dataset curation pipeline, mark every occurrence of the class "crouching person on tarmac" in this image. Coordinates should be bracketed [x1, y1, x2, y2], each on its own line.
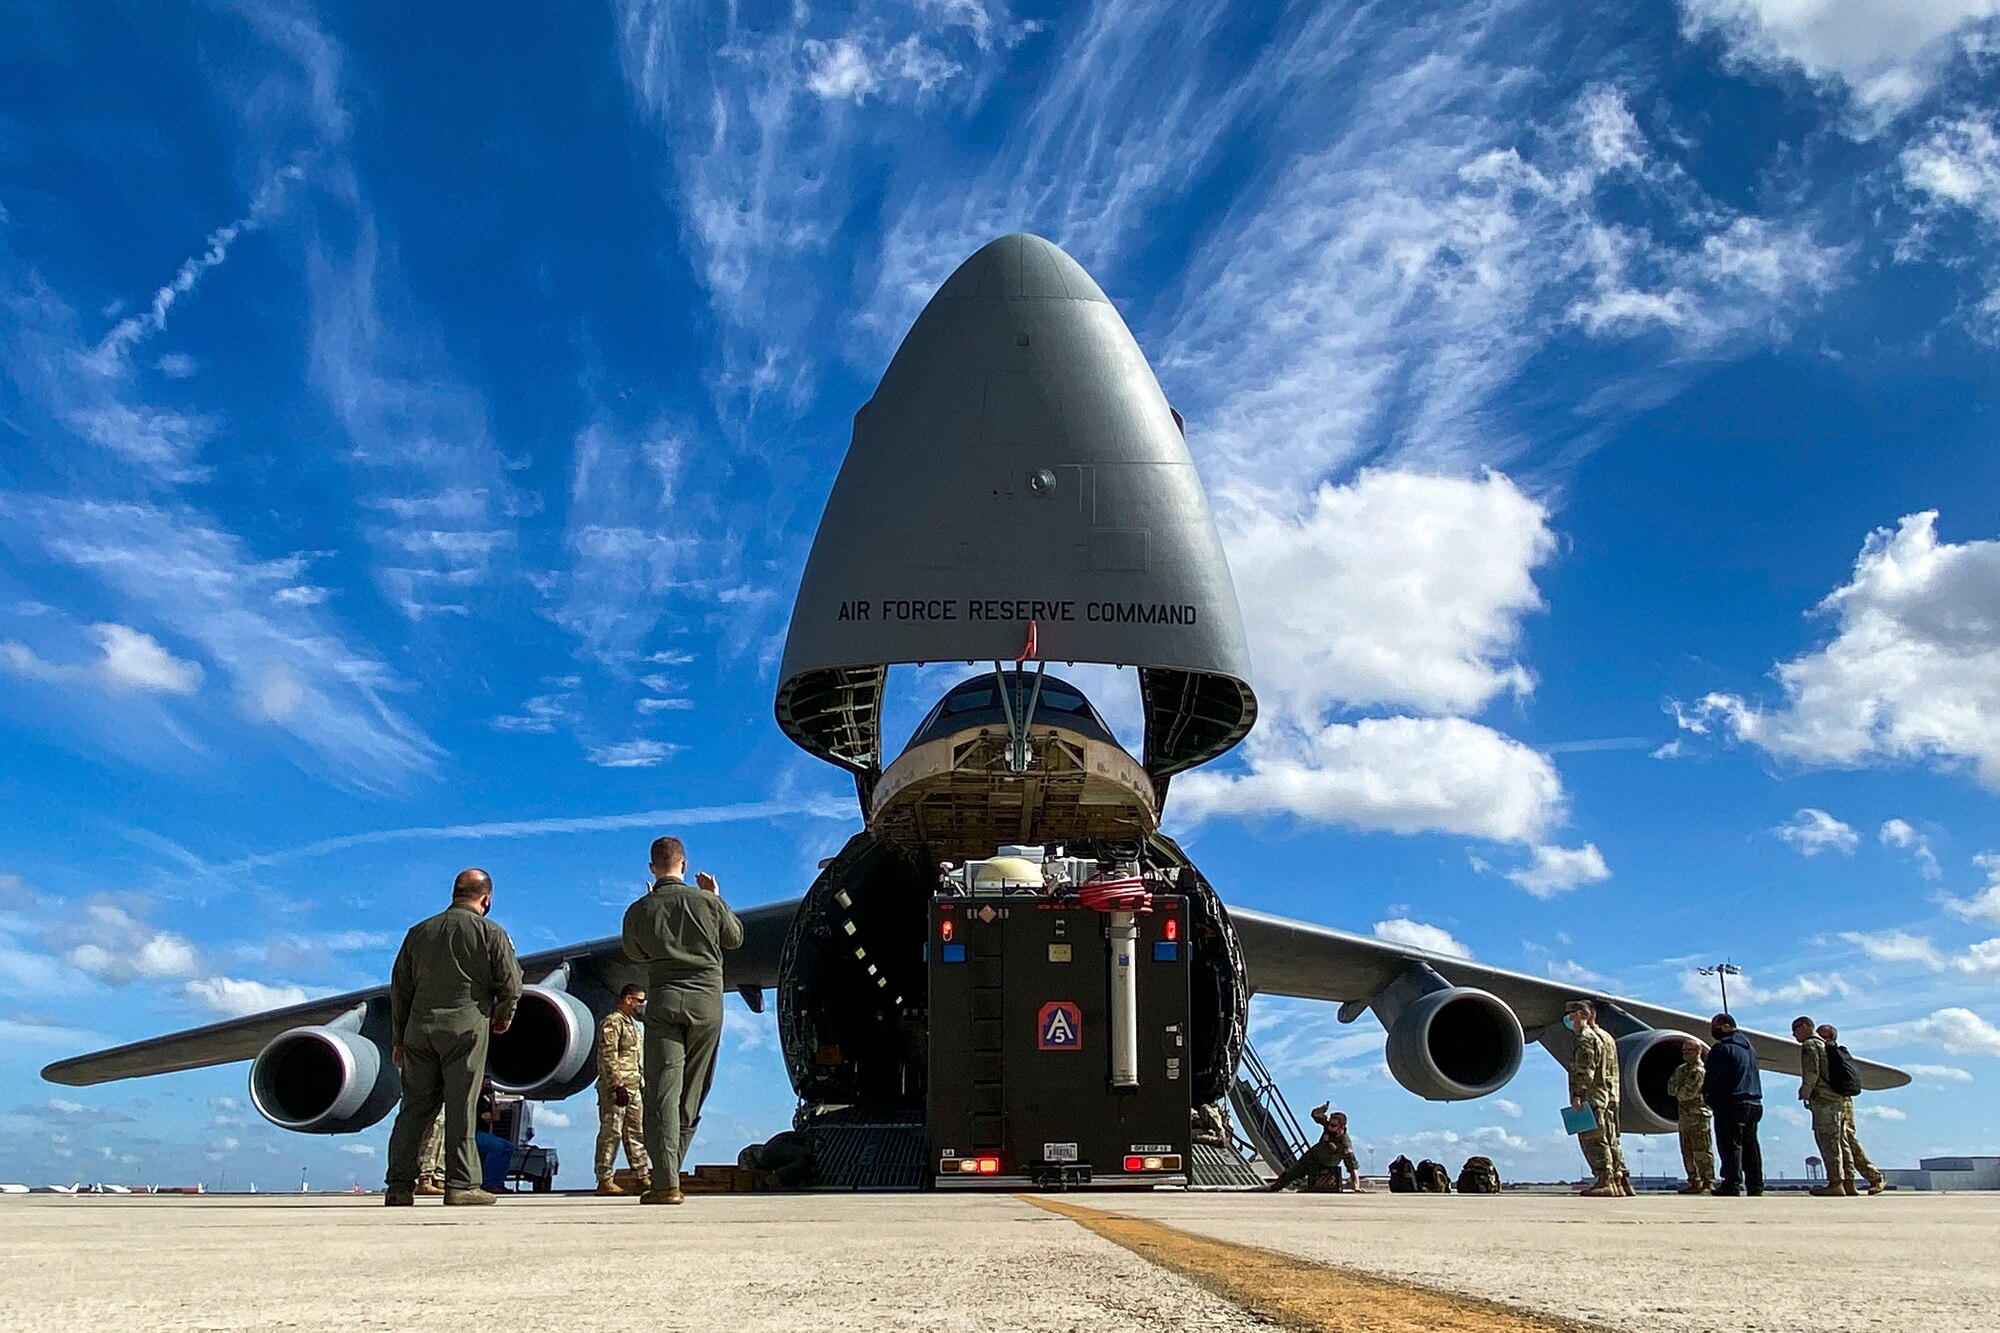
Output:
[1667, 1039, 1715, 1194]
[1267, 1103, 1364, 1193]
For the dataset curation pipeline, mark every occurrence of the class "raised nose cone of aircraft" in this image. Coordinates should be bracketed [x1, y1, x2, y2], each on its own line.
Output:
[928, 231, 1112, 304]
[776, 233, 1256, 791]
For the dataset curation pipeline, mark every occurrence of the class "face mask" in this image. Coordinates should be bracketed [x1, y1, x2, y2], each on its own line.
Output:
[1562, 1015, 1575, 1031]
[1710, 1027, 1727, 1041]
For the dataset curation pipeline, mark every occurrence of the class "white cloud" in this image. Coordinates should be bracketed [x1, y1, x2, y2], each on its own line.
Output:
[1678, 966, 1854, 1011]
[56, 901, 200, 985]
[1546, 959, 1612, 987]
[1839, 929, 1947, 971]
[183, 977, 311, 1019]
[550, 421, 688, 666]
[1774, 808, 1860, 857]
[491, 690, 576, 735]
[803, 35, 960, 102]
[1856, 1104, 1908, 1121]
[1371, 918, 1473, 960]
[586, 739, 679, 769]
[154, 353, 197, 379]
[1491, 1098, 1523, 1120]
[91, 625, 203, 693]
[1857, 1006, 2000, 1057]
[1680, 0, 1999, 116]
[1172, 715, 1565, 844]
[1880, 819, 1943, 879]
[535, 1106, 572, 1129]
[1902, 113, 2000, 339]
[1505, 843, 1611, 898]
[338, 1143, 376, 1155]
[0, 623, 202, 696]
[1225, 471, 1552, 719]
[7, 498, 438, 791]
[1902, 1062, 1974, 1084]
[1943, 853, 2000, 925]
[90, 163, 306, 369]
[636, 697, 695, 714]
[1689, 514, 2000, 789]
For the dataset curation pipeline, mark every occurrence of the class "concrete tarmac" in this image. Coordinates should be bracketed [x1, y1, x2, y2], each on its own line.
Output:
[2, 1190, 1995, 1332]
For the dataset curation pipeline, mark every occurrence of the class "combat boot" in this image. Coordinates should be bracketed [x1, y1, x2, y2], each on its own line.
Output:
[414, 1181, 444, 1197]
[1808, 1184, 1841, 1196]
[1618, 1172, 1636, 1197]
[1840, 1177, 1859, 1197]
[1580, 1180, 1621, 1197]
[443, 1187, 498, 1205]
[596, 1179, 627, 1196]
[1676, 1181, 1701, 1194]
[1866, 1177, 1887, 1196]
[639, 1186, 685, 1205]
[383, 1188, 414, 1207]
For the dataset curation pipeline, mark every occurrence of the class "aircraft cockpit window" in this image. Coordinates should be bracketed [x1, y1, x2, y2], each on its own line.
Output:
[944, 687, 997, 713]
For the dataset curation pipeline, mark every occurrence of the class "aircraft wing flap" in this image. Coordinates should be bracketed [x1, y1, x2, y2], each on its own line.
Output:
[1229, 906, 1911, 1091]
[41, 897, 800, 1089]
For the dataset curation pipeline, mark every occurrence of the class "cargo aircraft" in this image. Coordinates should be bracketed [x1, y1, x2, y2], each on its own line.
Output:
[43, 235, 1907, 1165]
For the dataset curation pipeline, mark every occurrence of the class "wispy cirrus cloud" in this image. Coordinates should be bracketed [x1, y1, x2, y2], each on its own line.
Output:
[3, 496, 438, 790]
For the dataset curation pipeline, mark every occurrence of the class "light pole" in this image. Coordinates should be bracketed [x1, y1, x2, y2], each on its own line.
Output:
[1697, 962, 1741, 1013]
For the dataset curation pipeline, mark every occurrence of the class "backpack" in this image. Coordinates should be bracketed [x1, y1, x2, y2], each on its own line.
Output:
[1824, 1043, 1864, 1098]
[1417, 1159, 1450, 1192]
[1388, 1155, 1418, 1193]
[1457, 1155, 1500, 1193]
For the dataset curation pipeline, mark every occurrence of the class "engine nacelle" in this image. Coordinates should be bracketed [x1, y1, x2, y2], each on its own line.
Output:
[249, 1024, 399, 1135]
[1618, 1029, 1702, 1135]
[1383, 987, 1525, 1101]
[487, 984, 597, 1099]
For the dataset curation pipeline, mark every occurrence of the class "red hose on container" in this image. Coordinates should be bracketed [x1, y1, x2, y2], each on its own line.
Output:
[1078, 874, 1151, 914]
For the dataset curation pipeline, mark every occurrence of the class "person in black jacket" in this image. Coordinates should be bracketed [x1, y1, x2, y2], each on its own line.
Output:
[1701, 1013, 1764, 1196]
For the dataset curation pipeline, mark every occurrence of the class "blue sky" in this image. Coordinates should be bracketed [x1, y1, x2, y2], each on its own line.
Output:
[4, 0, 2000, 1188]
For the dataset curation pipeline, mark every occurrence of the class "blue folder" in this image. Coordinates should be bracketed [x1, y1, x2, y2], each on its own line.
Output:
[1561, 1104, 1598, 1135]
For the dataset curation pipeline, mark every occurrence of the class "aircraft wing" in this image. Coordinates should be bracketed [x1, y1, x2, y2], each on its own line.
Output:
[1230, 906, 1911, 1091]
[41, 897, 800, 1089]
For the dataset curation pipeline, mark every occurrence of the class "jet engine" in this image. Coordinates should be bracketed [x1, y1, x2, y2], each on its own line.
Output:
[487, 983, 598, 1100]
[1381, 985, 1526, 1101]
[1616, 1029, 1700, 1135]
[249, 1022, 399, 1134]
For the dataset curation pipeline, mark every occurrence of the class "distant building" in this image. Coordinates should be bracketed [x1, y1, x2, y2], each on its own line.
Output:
[1882, 1157, 2000, 1191]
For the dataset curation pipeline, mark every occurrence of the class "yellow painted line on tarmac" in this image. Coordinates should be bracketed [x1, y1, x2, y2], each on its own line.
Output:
[1018, 1195, 1601, 1333]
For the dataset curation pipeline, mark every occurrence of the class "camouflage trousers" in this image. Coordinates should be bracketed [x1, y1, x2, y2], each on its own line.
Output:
[595, 1085, 648, 1182]
[1841, 1105, 1884, 1187]
[1810, 1098, 1852, 1181]
[1578, 1097, 1626, 1181]
[1677, 1111, 1715, 1187]
[418, 1108, 445, 1184]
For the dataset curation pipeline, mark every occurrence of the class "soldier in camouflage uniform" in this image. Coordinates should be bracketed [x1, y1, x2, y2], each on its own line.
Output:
[595, 984, 650, 1195]
[1666, 1038, 1714, 1194]
[416, 1108, 445, 1195]
[1819, 1025, 1886, 1195]
[1794, 1016, 1854, 1196]
[383, 868, 523, 1207]
[1267, 1104, 1363, 1192]
[1566, 1000, 1629, 1197]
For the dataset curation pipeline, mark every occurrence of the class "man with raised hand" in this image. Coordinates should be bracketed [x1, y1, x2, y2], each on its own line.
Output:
[622, 836, 744, 1206]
